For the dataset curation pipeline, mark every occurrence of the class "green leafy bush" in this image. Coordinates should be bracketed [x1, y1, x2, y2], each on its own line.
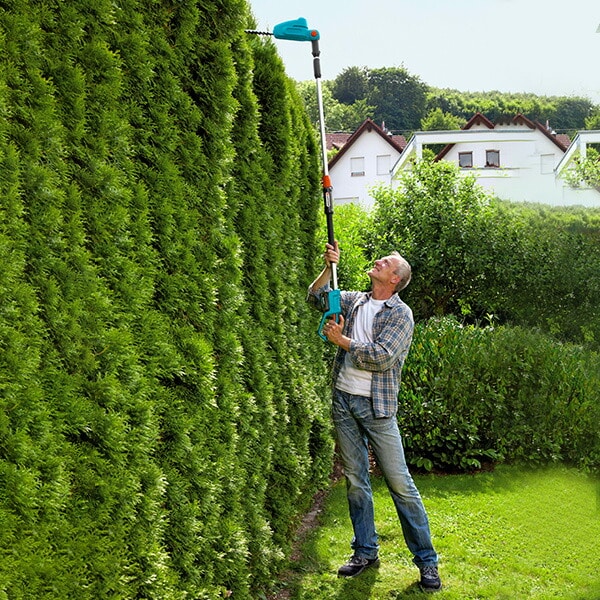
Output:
[328, 197, 600, 473]
[368, 160, 600, 350]
[399, 317, 600, 472]
[563, 147, 600, 189]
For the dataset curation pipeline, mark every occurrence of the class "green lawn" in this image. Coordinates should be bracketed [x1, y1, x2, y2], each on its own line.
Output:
[276, 465, 600, 599]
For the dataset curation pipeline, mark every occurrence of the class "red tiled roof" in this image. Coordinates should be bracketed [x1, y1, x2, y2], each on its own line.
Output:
[389, 134, 407, 148]
[326, 132, 352, 151]
[463, 112, 495, 130]
[554, 133, 571, 149]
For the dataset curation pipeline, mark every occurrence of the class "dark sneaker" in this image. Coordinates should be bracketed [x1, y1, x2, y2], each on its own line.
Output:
[419, 565, 442, 592]
[337, 555, 380, 578]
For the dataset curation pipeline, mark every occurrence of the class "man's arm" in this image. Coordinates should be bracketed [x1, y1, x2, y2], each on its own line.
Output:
[350, 306, 414, 371]
[324, 306, 412, 364]
[308, 241, 339, 295]
[321, 314, 350, 350]
[308, 241, 350, 347]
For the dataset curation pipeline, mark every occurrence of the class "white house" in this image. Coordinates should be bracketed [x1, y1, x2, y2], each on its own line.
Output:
[392, 113, 600, 207]
[326, 119, 406, 208]
[555, 129, 600, 180]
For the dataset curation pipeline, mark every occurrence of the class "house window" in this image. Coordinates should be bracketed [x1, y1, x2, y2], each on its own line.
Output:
[486, 150, 500, 168]
[376, 154, 391, 175]
[351, 157, 365, 177]
[458, 152, 473, 168]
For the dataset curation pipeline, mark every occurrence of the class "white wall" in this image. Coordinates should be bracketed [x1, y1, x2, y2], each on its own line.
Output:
[395, 127, 600, 207]
[441, 134, 563, 203]
[329, 129, 401, 210]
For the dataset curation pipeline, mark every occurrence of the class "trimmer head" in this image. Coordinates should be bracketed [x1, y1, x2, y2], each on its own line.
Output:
[273, 18, 319, 42]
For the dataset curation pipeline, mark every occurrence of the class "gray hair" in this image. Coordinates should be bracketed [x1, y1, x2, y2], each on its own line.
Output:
[391, 251, 412, 292]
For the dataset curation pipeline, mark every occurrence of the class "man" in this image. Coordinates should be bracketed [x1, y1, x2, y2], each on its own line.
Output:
[307, 241, 441, 592]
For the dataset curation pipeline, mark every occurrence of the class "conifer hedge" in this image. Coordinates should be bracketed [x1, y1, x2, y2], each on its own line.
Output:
[0, 1, 332, 597]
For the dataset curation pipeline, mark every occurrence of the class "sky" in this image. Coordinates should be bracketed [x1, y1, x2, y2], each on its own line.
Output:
[248, 0, 600, 106]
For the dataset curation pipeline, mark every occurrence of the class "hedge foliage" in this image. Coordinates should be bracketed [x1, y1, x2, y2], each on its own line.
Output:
[0, 1, 332, 598]
[400, 317, 600, 473]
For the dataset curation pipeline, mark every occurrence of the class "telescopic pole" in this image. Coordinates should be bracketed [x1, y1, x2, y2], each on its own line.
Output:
[247, 18, 342, 339]
[308, 37, 342, 340]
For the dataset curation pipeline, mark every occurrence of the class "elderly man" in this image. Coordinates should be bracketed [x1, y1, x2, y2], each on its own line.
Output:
[308, 241, 441, 592]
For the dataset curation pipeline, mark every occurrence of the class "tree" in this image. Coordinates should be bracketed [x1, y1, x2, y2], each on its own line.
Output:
[296, 80, 374, 132]
[368, 161, 495, 319]
[367, 161, 600, 349]
[421, 107, 466, 131]
[425, 88, 593, 132]
[553, 97, 595, 133]
[366, 67, 428, 133]
[585, 110, 600, 130]
[331, 66, 369, 104]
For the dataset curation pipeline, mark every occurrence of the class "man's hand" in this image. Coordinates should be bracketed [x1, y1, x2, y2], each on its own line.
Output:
[308, 241, 340, 295]
[323, 314, 350, 350]
[324, 241, 340, 267]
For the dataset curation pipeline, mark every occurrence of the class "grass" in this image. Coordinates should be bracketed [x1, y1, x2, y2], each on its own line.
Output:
[273, 465, 600, 599]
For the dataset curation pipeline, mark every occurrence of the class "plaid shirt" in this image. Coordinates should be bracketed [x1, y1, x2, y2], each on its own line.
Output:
[309, 287, 414, 417]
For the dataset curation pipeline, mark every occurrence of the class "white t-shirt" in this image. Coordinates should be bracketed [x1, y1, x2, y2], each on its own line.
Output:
[335, 297, 385, 397]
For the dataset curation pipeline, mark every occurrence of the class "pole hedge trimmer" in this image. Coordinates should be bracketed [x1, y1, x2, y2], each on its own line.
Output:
[246, 18, 341, 340]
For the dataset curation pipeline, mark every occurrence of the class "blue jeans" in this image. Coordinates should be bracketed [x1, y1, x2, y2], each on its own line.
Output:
[332, 389, 438, 567]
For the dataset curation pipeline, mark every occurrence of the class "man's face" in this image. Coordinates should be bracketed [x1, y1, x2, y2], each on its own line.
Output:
[368, 255, 401, 286]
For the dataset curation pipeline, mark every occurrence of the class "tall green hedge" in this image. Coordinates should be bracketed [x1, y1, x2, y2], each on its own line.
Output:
[0, 1, 332, 598]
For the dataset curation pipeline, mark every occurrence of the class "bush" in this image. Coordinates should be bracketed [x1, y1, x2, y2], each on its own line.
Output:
[368, 160, 600, 350]
[326, 201, 600, 473]
[399, 317, 600, 472]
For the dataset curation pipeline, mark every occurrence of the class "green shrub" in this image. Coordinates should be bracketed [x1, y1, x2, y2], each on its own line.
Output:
[399, 317, 600, 472]
[326, 202, 599, 473]
[368, 161, 600, 350]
